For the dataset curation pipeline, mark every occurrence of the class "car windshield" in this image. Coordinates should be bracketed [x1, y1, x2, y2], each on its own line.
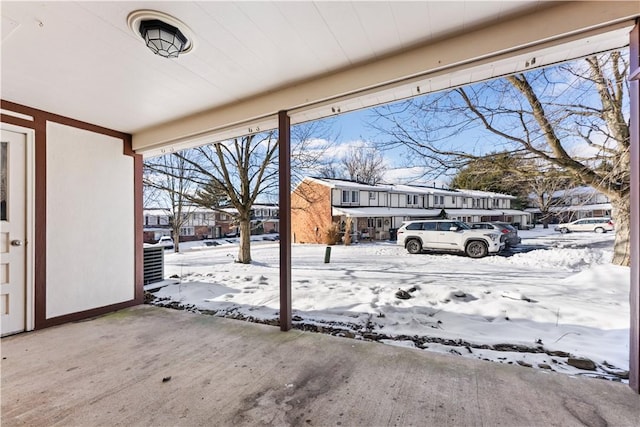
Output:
[454, 221, 470, 230]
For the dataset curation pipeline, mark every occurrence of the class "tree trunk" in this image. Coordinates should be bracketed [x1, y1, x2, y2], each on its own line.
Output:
[237, 217, 252, 264]
[172, 229, 180, 253]
[611, 196, 630, 267]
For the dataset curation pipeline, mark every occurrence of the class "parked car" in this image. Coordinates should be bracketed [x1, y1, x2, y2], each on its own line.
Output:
[396, 220, 503, 258]
[155, 236, 174, 249]
[470, 222, 521, 248]
[554, 218, 614, 234]
[225, 230, 239, 237]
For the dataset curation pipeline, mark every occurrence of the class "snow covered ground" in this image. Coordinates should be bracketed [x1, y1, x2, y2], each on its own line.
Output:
[147, 227, 630, 382]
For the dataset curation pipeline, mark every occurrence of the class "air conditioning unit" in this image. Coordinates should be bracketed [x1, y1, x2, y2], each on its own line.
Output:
[143, 246, 164, 284]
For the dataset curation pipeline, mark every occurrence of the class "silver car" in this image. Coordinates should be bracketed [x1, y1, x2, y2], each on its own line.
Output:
[554, 218, 614, 234]
[470, 222, 521, 248]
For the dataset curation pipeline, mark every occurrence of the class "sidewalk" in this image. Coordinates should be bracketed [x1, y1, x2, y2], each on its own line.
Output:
[2, 305, 638, 426]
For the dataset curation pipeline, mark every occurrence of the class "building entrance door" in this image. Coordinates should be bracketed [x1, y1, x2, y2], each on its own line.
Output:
[1, 129, 28, 336]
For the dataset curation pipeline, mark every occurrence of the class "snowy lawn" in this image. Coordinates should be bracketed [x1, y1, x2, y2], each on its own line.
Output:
[148, 227, 629, 382]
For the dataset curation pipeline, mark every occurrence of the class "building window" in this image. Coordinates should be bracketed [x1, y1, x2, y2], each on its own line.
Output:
[451, 196, 455, 204]
[342, 190, 359, 203]
[180, 227, 194, 236]
[369, 192, 376, 200]
[407, 194, 418, 205]
[367, 218, 375, 227]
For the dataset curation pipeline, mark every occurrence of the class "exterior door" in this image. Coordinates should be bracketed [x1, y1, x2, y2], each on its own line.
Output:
[436, 220, 460, 249]
[1, 129, 27, 336]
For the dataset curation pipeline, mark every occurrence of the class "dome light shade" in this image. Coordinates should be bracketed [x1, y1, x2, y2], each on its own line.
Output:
[139, 19, 188, 58]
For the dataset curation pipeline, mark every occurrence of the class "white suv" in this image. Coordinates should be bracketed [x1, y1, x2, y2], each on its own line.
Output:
[396, 220, 503, 258]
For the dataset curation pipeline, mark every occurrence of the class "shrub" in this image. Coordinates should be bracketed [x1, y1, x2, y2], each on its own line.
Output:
[344, 217, 353, 246]
[324, 222, 340, 245]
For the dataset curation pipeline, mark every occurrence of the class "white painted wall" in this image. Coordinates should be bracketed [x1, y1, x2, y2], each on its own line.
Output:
[46, 123, 134, 318]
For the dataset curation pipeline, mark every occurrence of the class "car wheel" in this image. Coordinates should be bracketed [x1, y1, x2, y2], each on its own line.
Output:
[466, 241, 488, 258]
[594, 227, 605, 233]
[559, 227, 569, 234]
[406, 239, 422, 254]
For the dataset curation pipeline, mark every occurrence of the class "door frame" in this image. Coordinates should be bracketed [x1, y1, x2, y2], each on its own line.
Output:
[2, 123, 35, 332]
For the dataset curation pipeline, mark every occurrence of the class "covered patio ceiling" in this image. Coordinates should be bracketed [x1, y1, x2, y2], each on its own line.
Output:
[1, 1, 639, 156]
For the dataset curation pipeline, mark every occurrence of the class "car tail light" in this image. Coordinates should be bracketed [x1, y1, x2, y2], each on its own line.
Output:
[501, 229, 509, 233]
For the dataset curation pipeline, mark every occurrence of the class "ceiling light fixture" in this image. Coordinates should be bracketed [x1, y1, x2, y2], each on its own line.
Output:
[127, 10, 195, 58]
[139, 19, 187, 58]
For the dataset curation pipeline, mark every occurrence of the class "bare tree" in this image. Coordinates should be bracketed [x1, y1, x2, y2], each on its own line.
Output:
[526, 167, 574, 228]
[290, 120, 335, 186]
[144, 152, 200, 253]
[316, 163, 341, 179]
[342, 144, 386, 184]
[176, 133, 279, 264]
[145, 120, 334, 264]
[142, 168, 161, 208]
[373, 51, 631, 266]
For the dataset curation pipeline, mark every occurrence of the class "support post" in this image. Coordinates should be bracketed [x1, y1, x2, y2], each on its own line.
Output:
[629, 21, 640, 393]
[278, 110, 292, 331]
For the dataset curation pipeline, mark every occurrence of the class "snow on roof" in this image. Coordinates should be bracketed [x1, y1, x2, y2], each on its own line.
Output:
[499, 209, 531, 216]
[333, 206, 442, 217]
[391, 184, 459, 196]
[143, 208, 170, 216]
[456, 189, 517, 199]
[550, 203, 612, 213]
[332, 207, 528, 218]
[305, 177, 518, 199]
[551, 186, 600, 198]
[307, 177, 393, 191]
[444, 209, 504, 216]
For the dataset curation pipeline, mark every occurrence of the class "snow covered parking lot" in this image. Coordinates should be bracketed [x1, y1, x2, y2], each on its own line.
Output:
[148, 227, 629, 382]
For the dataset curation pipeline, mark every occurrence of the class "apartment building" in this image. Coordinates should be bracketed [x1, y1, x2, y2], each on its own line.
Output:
[291, 177, 530, 243]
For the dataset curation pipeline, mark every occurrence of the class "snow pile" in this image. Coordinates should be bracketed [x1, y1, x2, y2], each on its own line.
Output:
[149, 228, 629, 382]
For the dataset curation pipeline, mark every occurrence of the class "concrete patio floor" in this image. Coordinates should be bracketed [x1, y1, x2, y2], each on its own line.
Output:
[1, 305, 638, 426]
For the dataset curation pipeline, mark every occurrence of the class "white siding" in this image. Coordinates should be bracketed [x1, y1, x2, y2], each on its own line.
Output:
[46, 123, 134, 318]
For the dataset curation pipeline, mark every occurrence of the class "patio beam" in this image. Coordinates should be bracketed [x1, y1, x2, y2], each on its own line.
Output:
[278, 110, 292, 331]
[629, 21, 640, 393]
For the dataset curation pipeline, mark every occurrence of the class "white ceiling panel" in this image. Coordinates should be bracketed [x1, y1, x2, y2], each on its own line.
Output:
[352, 2, 401, 59]
[273, 2, 345, 72]
[314, 2, 376, 65]
[388, 2, 433, 48]
[1, 0, 637, 146]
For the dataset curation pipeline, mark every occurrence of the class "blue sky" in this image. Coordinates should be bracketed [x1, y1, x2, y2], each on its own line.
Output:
[329, 108, 380, 143]
[309, 106, 447, 185]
